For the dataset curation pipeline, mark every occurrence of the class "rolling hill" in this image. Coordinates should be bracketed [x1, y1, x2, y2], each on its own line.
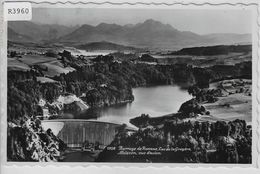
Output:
[8, 28, 33, 43]
[8, 21, 78, 42]
[8, 19, 251, 49]
[170, 45, 252, 56]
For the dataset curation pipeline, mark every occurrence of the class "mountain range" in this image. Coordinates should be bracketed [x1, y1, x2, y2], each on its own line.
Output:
[8, 19, 251, 50]
[8, 21, 78, 42]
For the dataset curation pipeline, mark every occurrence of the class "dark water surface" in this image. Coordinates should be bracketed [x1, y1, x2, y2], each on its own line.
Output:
[84, 85, 191, 124]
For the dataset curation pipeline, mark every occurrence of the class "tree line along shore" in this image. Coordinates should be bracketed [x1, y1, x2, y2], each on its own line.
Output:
[7, 45, 252, 162]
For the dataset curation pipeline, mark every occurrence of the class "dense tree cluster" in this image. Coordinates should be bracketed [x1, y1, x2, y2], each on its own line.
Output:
[138, 54, 158, 63]
[98, 119, 251, 163]
[178, 99, 207, 117]
[188, 86, 222, 103]
[171, 45, 251, 56]
[7, 53, 252, 122]
[7, 50, 252, 162]
[8, 77, 62, 121]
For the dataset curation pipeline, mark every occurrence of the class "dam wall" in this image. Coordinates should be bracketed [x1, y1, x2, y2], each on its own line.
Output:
[42, 120, 135, 148]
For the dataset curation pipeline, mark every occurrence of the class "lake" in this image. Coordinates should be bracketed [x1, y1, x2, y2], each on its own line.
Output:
[64, 47, 116, 57]
[84, 85, 192, 125]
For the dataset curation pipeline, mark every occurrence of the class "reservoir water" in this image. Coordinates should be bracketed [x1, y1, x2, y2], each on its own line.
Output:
[42, 85, 191, 148]
[85, 85, 191, 125]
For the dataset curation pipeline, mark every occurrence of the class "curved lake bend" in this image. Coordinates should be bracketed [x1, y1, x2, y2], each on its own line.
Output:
[83, 85, 192, 124]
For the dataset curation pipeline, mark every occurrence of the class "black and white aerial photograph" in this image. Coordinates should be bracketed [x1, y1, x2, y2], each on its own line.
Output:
[7, 7, 253, 163]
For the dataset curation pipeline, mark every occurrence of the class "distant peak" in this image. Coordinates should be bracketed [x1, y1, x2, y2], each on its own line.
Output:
[137, 19, 175, 31]
[96, 22, 108, 27]
[81, 24, 93, 28]
[96, 22, 120, 28]
[124, 24, 134, 28]
[143, 19, 162, 25]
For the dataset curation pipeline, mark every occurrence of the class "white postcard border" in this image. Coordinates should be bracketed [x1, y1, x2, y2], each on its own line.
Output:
[0, 0, 259, 171]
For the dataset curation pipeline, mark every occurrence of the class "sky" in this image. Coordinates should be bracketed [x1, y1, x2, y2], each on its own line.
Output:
[32, 8, 252, 35]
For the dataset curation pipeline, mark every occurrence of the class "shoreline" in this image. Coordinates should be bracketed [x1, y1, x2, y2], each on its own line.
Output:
[6, 44, 252, 162]
[49, 78, 252, 127]
[129, 79, 252, 128]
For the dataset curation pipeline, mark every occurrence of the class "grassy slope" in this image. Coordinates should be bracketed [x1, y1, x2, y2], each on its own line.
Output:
[8, 55, 75, 77]
[204, 79, 252, 123]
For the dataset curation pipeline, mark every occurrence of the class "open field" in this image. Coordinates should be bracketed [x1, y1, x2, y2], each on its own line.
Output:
[19, 55, 57, 65]
[38, 61, 75, 77]
[204, 93, 251, 122]
[8, 41, 64, 55]
[8, 54, 75, 77]
[204, 79, 252, 123]
[8, 58, 31, 71]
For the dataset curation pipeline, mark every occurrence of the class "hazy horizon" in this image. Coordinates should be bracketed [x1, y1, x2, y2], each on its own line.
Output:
[32, 8, 252, 35]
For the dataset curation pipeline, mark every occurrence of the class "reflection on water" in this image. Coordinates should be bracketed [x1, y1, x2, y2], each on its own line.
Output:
[79, 85, 191, 124]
